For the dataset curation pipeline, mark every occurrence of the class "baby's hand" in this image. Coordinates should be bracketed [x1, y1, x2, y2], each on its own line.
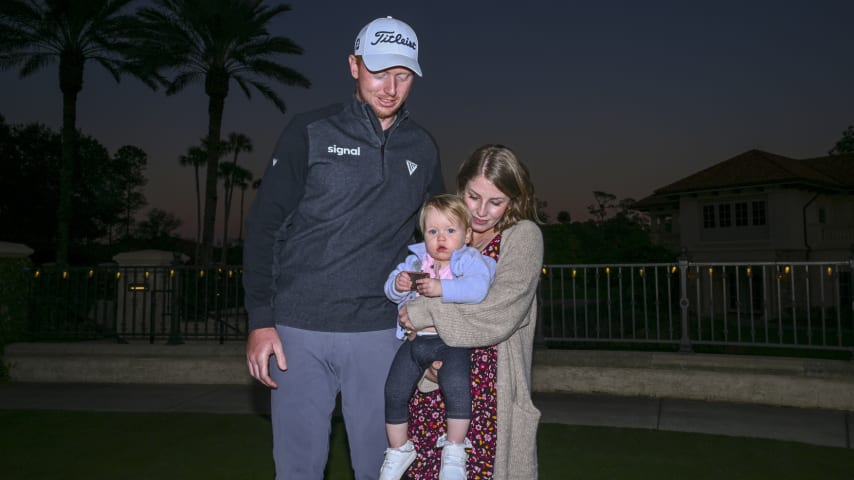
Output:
[415, 278, 443, 298]
[395, 272, 413, 293]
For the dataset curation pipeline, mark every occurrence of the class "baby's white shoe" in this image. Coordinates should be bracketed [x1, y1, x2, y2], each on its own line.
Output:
[379, 440, 416, 480]
[436, 434, 471, 480]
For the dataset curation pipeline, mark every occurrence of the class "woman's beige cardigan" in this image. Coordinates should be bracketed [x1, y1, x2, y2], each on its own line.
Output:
[407, 220, 543, 480]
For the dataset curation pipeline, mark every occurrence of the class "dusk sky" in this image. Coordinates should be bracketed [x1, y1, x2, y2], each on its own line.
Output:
[2, 1, 853, 240]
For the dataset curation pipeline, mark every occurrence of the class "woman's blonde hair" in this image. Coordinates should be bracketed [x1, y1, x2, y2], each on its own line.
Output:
[456, 144, 542, 232]
[419, 194, 472, 233]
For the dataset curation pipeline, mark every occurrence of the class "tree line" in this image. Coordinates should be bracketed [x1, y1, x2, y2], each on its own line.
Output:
[0, 113, 257, 264]
[0, 0, 310, 265]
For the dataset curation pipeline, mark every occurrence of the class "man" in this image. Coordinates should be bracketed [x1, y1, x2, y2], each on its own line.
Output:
[243, 16, 444, 479]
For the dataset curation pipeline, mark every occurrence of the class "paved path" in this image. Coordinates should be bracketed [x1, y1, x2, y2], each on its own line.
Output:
[0, 382, 850, 449]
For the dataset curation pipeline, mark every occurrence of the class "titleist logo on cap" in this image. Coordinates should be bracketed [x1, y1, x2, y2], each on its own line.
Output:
[354, 16, 422, 76]
[370, 30, 416, 51]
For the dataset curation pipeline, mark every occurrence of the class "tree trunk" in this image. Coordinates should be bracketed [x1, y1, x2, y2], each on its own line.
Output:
[220, 176, 232, 265]
[57, 51, 84, 264]
[220, 151, 241, 264]
[200, 72, 228, 265]
[238, 187, 246, 243]
[193, 164, 202, 262]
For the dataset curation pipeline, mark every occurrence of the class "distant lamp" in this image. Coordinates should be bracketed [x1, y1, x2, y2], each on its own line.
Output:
[127, 282, 148, 292]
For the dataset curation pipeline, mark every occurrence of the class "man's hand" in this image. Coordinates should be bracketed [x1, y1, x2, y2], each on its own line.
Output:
[246, 327, 287, 388]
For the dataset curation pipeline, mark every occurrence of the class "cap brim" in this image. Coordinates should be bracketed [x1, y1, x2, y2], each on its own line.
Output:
[362, 54, 422, 77]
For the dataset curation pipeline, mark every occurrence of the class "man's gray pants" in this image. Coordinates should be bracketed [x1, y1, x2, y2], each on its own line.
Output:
[271, 325, 400, 479]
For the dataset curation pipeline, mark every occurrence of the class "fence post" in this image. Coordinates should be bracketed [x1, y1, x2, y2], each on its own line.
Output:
[849, 246, 854, 361]
[678, 250, 693, 353]
[534, 271, 547, 349]
[167, 263, 184, 345]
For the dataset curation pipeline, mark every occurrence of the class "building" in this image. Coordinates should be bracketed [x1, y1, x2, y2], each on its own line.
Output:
[635, 149, 854, 262]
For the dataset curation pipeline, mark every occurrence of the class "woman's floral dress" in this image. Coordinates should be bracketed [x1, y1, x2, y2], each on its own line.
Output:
[405, 235, 501, 479]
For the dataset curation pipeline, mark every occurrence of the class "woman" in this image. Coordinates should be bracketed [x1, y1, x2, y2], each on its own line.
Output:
[399, 144, 544, 479]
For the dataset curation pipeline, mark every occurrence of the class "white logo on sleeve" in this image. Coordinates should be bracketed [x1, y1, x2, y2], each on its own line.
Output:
[406, 160, 418, 176]
[272, 157, 278, 166]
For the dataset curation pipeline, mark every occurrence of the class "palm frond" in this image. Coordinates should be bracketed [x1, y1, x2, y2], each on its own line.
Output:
[166, 70, 203, 95]
[242, 59, 311, 88]
[19, 53, 54, 77]
[232, 74, 253, 100]
[246, 79, 286, 113]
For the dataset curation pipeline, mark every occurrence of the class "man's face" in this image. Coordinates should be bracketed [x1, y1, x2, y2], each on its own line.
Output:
[349, 55, 414, 128]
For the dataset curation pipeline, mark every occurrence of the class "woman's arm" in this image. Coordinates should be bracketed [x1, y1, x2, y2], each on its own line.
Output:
[406, 220, 543, 348]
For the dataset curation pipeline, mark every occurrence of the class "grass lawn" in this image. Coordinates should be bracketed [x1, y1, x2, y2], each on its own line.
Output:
[1, 410, 852, 479]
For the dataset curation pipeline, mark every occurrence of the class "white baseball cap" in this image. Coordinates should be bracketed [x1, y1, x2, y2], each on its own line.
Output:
[354, 16, 422, 77]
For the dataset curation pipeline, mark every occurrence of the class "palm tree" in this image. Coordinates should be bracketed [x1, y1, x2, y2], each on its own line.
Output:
[244, 178, 262, 244]
[178, 144, 207, 262]
[226, 132, 253, 167]
[218, 132, 252, 264]
[0, 0, 157, 264]
[130, 0, 310, 264]
[236, 174, 257, 244]
[218, 162, 252, 264]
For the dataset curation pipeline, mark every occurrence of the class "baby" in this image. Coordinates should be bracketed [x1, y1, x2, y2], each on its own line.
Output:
[379, 194, 496, 480]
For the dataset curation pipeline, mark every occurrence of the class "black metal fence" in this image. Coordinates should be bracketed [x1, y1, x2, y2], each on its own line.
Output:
[540, 259, 854, 355]
[25, 265, 245, 343]
[19, 259, 854, 356]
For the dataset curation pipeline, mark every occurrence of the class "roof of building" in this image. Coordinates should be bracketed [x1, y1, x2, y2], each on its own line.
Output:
[803, 154, 854, 187]
[634, 150, 854, 210]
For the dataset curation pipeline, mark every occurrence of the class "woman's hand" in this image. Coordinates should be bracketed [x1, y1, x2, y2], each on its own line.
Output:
[424, 360, 443, 383]
[398, 305, 417, 340]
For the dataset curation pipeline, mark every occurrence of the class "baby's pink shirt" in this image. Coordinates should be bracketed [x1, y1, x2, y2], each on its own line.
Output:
[420, 253, 453, 280]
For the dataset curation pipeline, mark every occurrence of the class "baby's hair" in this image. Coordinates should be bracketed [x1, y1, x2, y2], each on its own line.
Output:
[418, 194, 472, 234]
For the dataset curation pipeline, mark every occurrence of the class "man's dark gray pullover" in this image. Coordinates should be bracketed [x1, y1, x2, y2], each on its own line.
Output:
[243, 97, 444, 332]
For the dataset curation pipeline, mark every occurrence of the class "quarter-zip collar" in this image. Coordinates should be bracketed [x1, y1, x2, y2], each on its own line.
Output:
[350, 95, 409, 142]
